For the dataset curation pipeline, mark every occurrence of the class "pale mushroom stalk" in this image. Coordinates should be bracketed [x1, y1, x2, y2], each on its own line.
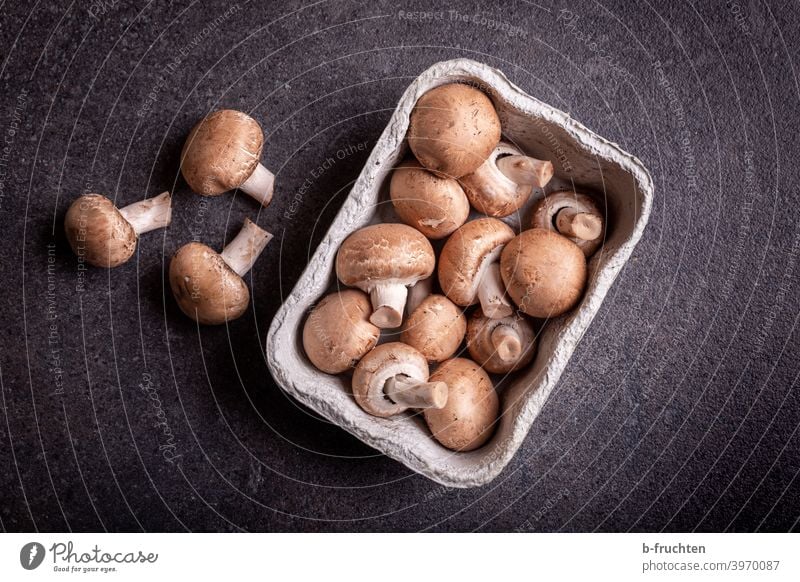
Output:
[117, 191, 173, 235]
[555, 207, 603, 240]
[406, 276, 434, 316]
[369, 283, 409, 328]
[476, 259, 513, 319]
[491, 325, 522, 362]
[496, 155, 554, 188]
[220, 218, 273, 276]
[239, 163, 275, 207]
[384, 375, 448, 409]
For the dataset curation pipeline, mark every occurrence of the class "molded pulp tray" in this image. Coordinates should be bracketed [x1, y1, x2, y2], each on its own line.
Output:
[266, 59, 653, 488]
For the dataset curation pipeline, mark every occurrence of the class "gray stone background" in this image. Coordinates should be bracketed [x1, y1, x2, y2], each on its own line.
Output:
[0, 0, 798, 532]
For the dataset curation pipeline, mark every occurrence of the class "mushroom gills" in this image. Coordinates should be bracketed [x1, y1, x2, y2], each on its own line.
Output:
[384, 375, 447, 409]
[496, 155, 554, 188]
[117, 191, 173, 234]
[239, 163, 275, 207]
[219, 218, 273, 276]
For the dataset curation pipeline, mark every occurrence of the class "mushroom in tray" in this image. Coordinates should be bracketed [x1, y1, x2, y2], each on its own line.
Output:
[531, 190, 605, 257]
[466, 309, 536, 374]
[352, 342, 448, 418]
[500, 228, 587, 318]
[407, 83, 501, 179]
[389, 159, 469, 239]
[169, 218, 272, 325]
[438, 217, 515, 319]
[181, 109, 275, 207]
[336, 223, 435, 329]
[303, 289, 380, 374]
[461, 141, 554, 218]
[64, 191, 172, 268]
[401, 294, 466, 363]
[424, 357, 499, 452]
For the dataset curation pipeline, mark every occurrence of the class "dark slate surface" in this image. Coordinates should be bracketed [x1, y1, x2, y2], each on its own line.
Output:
[0, 0, 798, 532]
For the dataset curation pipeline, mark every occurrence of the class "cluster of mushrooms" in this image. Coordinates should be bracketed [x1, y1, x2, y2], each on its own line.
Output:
[64, 109, 278, 325]
[303, 83, 606, 452]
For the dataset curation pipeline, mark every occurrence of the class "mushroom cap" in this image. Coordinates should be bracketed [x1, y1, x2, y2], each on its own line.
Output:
[169, 242, 250, 325]
[466, 309, 536, 374]
[401, 294, 466, 363]
[460, 142, 534, 218]
[180, 109, 264, 196]
[389, 159, 469, 239]
[531, 191, 604, 256]
[336, 223, 435, 290]
[64, 194, 137, 268]
[303, 290, 380, 374]
[352, 342, 430, 418]
[438, 217, 515, 307]
[407, 84, 501, 179]
[500, 228, 587, 318]
[424, 358, 498, 451]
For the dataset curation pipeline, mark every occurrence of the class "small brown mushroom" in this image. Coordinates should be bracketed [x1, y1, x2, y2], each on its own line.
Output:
[531, 191, 604, 256]
[461, 141, 554, 217]
[169, 218, 272, 325]
[389, 159, 469, 239]
[64, 191, 172, 268]
[407, 83, 501, 179]
[424, 358, 499, 451]
[466, 309, 536, 374]
[180, 109, 275, 207]
[438, 218, 515, 319]
[352, 342, 448, 418]
[401, 294, 466, 363]
[303, 290, 380, 374]
[500, 228, 587, 318]
[336, 223, 435, 329]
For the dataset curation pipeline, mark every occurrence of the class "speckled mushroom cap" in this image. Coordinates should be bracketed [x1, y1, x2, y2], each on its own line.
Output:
[500, 228, 587, 318]
[180, 109, 264, 196]
[303, 290, 380, 374]
[424, 358, 499, 452]
[460, 141, 536, 218]
[438, 217, 515, 307]
[169, 242, 250, 325]
[336, 223, 435, 288]
[531, 191, 605, 257]
[401, 294, 466, 363]
[407, 84, 501, 179]
[466, 309, 536, 374]
[352, 342, 431, 418]
[64, 194, 136, 268]
[389, 159, 470, 239]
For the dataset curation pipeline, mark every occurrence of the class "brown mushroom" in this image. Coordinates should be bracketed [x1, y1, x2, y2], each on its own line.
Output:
[169, 218, 272, 325]
[424, 358, 499, 451]
[461, 141, 554, 217]
[438, 217, 515, 319]
[466, 309, 536, 374]
[336, 223, 435, 329]
[500, 228, 587, 318]
[352, 342, 448, 418]
[64, 191, 172, 268]
[531, 190, 605, 256]
[303, 290, 380, 374]
[401, 294, 466, 363]
[389, 159, 469, 239]
[181, 109, 275, 207]
[407, 84, 501, 179]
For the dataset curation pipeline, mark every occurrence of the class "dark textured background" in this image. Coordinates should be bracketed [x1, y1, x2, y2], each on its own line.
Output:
[0, 0, 798, 532]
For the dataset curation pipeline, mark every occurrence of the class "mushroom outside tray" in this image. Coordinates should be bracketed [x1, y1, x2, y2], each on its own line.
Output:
[266, 59, 653, 488]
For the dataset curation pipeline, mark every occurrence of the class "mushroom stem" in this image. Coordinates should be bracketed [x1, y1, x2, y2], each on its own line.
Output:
[220, 218, 272, 276]
[369, 283, 408, 328]
[239, 163, 275, 208]
[491, 325, 522, 362]
[477, 262, 514, 319]
[555, 208, 603, 240]
[496, 155, 554, 188]
[406, 276, 433, 315]
[118, 191, 172, 235]
[385, 375, 448, 409]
